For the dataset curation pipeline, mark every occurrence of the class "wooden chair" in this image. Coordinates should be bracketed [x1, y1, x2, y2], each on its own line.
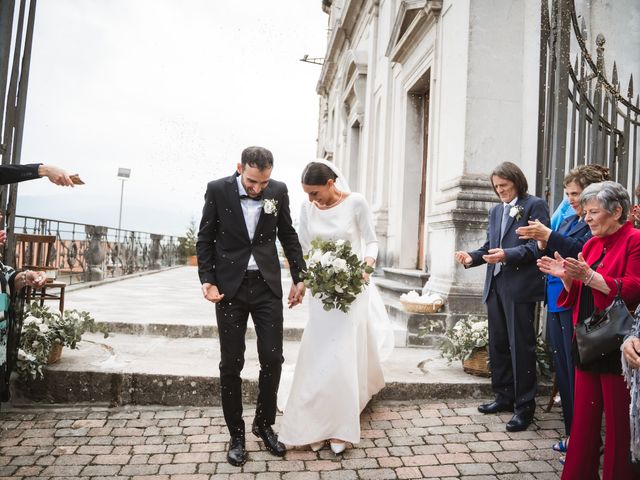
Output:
[14, 233, 66, 313]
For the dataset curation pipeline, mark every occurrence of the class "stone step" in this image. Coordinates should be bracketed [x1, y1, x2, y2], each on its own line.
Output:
[381, 267, 430, 288]
[97, 321, 305, 341]
[374, 278, 418, 305]
[13, 332, 504, 406]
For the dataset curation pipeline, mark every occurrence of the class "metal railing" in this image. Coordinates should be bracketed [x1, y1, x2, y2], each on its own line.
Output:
[11, 215, 184, 285]
[538, 0, 639, 209]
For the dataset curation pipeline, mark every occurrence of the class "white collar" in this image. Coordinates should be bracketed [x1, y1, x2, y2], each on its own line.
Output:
[504, 197, 518, 208]
[236, 174, 247, 196]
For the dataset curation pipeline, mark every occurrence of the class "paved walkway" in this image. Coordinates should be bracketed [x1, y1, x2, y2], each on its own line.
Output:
[0, 399, 564, 479]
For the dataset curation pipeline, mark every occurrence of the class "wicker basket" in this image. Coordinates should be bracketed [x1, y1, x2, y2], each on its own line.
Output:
[47, 344, 63, 365]
[462, 347, 491, 377]
[400, 298, 444, 314]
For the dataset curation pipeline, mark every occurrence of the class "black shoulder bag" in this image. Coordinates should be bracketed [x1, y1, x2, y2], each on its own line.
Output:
[575, 279, 635, 366]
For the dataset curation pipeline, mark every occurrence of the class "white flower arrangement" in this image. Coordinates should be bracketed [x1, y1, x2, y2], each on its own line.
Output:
[262, 198, 278, 216]
[303, 238, 373, 313]
[400, 290, 444, 305]
[509, 205, 524, 220]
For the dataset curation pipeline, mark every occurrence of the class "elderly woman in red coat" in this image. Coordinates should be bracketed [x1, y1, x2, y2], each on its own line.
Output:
[538, 181, 640, 480]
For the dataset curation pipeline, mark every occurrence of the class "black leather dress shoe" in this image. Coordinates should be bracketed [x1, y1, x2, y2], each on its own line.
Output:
[252, 423, 286, 457]
[477, 400, 514, 414]
[506, 410, 535, 432]
[227, 435, 247, 466]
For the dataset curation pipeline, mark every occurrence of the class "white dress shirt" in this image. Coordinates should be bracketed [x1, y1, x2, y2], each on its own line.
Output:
[236, 175, 262, 270]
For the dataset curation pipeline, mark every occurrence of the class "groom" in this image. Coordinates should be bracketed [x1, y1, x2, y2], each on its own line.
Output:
[197, 146, 306, 466]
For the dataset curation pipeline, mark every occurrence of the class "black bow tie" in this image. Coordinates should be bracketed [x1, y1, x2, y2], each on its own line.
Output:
[240, 194, 262, 201]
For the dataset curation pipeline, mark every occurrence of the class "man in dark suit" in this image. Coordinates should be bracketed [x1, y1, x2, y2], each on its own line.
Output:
[197, 146, 306, 466]
[455, 161, 550, 432]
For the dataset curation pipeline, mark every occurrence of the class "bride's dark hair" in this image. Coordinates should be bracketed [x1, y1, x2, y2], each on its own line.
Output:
[301, 162, 338, 185]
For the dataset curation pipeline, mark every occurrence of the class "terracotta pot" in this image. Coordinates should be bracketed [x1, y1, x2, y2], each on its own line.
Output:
[188, 255, 198, 266]
[462, 347, 491, 377]
[47, 344, 63, 364]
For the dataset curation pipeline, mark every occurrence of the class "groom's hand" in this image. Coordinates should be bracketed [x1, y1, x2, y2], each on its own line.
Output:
[202, 283, 225, 303]
[288, 282, 305, 308]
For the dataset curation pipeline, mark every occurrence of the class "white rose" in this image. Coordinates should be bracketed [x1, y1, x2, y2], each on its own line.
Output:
[38, 324, 50, 333]
[332, 258, 348, 272]
[320, 251, 335, 267]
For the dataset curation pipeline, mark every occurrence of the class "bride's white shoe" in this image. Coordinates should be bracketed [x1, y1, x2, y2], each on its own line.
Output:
[310, 440, 325, 452]
[330, 440, 346, 455]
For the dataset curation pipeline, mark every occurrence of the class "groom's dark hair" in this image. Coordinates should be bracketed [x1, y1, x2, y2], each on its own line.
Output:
[241, 146, 274, 171]
[301, 162, 338, 185]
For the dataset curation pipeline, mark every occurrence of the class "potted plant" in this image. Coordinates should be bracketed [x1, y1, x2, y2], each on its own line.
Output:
[440, 316, 552, 379]
[16, 302, 109, 381]
[441, 316, 491, 377]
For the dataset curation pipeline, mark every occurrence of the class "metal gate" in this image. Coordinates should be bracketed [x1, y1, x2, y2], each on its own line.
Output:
[537, 0, 639, 209]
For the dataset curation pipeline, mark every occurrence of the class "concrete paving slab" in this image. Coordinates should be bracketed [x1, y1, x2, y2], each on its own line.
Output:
[64, 266, 310, 328]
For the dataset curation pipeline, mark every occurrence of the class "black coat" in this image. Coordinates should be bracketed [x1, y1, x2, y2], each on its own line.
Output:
[0, 164, 40, 185]
[196, 173, 305, 299]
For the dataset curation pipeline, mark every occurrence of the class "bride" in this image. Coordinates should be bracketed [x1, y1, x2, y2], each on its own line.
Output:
[277, 160, 394, 454]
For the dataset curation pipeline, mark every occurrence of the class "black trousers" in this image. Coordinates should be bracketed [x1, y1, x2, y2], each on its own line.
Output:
[215, 271, 284, 436]
[486, 274, 538, 413]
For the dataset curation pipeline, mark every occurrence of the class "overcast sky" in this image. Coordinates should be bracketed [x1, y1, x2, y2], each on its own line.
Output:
[16, 1, 328, 237]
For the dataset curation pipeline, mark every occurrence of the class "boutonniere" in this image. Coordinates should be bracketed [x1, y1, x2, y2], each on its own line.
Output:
[509, 205, 524, 221]
[262, 198, 278, 216]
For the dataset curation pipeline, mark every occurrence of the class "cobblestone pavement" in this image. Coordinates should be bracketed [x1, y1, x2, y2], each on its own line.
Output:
[0, 399, 565, 479]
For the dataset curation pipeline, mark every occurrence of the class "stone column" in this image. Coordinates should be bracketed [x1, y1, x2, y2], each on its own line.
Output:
[150, 234, 163, 270]
[84, 226, 108, 282]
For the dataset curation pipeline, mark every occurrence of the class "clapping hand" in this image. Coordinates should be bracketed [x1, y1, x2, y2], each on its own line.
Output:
[454, 251, 472, 266]
[563, 252, 592, 281]
[482, 248, 506, 264]
[537, 251, 567, 279]
[516, 220, 552, 242]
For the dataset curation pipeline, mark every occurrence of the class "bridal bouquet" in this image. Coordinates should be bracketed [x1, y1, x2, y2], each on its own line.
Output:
[303, 238, 374, 313]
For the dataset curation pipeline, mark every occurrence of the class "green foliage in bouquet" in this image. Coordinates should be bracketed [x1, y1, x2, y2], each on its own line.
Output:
[17, 302, 109, 381]
[303, 238, 374, 313]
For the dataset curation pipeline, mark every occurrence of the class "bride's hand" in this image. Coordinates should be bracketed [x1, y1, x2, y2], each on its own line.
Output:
[288, 282, 305, 308]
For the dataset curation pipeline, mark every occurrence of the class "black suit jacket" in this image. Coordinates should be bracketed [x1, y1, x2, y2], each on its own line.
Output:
[468, 194, 550, 304]
[196, 173, 305, 299]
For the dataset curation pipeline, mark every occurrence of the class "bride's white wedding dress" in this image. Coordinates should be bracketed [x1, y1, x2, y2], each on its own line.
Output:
[278, 192, 394, 446]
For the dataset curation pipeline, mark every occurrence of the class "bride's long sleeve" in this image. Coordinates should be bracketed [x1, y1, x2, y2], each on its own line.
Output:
[298, 203, 311, 254]
[355, 194, 378, 260]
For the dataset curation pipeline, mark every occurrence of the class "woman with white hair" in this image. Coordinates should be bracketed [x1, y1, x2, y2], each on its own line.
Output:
[538, 181, 640, 479]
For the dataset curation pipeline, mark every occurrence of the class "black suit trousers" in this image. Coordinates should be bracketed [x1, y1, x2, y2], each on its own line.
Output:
[215, 272, 284, 436]
[486, 273, 538, 412]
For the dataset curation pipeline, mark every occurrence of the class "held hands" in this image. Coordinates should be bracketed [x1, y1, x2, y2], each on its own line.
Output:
[454, 251, 473, 267]
[623, 337, 640, 370]
[202, 283, 225, 303]
[287, 281, 305, 309]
